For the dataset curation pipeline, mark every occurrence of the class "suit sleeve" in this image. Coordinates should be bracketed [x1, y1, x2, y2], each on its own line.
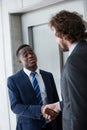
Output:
[65, 54, 87, 115]
[7, 77, 41, 119]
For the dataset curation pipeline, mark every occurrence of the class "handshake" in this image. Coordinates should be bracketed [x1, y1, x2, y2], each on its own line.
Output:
[41, 102, 59, 121]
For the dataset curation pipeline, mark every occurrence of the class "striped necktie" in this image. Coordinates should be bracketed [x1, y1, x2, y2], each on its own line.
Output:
[30, 72, 46, 128]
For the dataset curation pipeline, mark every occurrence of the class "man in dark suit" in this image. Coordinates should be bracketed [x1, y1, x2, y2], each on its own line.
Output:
[42, 10, 87, 130]
[7, 44, 62, 130]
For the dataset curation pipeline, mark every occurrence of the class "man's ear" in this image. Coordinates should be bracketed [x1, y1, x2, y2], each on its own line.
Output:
[18, 58, 22, 63]
[19, 60, 21, 63]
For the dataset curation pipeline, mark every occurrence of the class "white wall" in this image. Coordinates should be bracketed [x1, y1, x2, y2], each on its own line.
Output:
[0, 0, 22, 130]
[0, 0, 86, 130]
[0, 1, 10, 130]
[21, 0, 84, 44]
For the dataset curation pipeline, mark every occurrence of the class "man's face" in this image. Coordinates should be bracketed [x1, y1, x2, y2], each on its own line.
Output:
[18, 46, 37, 70]
[52, 27, 69, 52]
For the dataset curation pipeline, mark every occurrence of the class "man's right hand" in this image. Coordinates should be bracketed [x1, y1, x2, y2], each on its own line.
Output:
[41, 102, 59, 121]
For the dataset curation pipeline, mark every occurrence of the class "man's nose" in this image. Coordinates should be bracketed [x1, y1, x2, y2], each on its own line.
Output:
[28, 53, 32, 58]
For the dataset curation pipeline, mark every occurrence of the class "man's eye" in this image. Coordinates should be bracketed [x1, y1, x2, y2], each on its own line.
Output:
[30, 52, 33, 55]
[24, 54, 28, 57]
[29, 50, 33, 54]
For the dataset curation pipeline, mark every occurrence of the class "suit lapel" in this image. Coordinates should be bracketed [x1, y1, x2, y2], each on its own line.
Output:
[63, 41, 82, 69]
[68, 41, 84, 59]
[20, 69, 37, 102]
[21, 69, 32, 87]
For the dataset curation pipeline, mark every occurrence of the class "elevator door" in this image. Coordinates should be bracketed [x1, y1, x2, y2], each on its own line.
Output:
[28, 23, 62, 100]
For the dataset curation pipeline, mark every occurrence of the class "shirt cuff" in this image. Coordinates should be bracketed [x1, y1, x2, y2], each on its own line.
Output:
[57, 101, 61, 111]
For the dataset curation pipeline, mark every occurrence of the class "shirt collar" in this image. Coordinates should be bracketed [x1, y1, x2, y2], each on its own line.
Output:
[69, 42, 78, 56]
[23, 67, 40, 76]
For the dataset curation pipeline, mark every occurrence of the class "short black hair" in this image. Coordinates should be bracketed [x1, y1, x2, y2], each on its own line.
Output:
[16, 44, 31, 57]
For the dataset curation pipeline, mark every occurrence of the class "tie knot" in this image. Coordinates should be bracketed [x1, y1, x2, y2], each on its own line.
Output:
[30, 72, 36, 77]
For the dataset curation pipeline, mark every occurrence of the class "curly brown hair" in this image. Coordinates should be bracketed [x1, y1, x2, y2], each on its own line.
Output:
[49, 10, 87, 43]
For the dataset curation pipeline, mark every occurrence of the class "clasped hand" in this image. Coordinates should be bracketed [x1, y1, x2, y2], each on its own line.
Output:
[41, 103, 59, 121]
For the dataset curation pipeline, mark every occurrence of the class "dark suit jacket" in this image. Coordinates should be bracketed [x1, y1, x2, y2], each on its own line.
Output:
[61, 40, 87, 130]
[7, 69, 62, 130]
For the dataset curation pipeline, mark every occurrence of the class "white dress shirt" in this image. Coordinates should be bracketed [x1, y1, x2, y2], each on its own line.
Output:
[69, 42, 78, 56]
[23, 67, 48, 105]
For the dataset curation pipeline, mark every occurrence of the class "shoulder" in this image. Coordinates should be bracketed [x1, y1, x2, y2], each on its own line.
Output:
[7, 69, 23, 81]
[39, 69, 54, 79]
[39, 69, 52, 75]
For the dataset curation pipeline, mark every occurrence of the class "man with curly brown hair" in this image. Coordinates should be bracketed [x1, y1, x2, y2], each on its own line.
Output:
[43, 10, 87, 130]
